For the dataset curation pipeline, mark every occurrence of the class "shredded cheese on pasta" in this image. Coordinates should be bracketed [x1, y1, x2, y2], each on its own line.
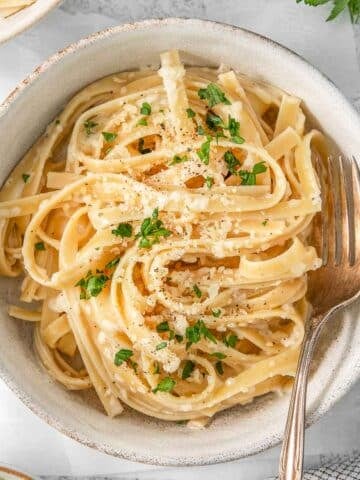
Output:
[0, 50, 326, 424]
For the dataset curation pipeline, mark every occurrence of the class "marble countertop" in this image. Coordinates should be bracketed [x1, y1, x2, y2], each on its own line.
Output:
[0, 1, 359, 478]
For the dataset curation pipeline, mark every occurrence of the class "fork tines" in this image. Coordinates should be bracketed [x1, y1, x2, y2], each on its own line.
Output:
[315, 155, 360, 267]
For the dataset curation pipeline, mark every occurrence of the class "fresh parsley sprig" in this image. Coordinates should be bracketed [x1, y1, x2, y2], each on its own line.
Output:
[296, 0, 360, 23]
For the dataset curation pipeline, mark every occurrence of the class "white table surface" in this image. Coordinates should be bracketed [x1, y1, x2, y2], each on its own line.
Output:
[0, 1, 360, 478]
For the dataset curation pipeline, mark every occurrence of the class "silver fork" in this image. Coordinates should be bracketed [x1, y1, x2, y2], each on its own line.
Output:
[278, 155, 360, 480]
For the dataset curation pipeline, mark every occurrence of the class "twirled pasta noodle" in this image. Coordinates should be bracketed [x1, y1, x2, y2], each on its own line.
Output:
[0, 50, 326, 424]
[0, 0, 35, 19]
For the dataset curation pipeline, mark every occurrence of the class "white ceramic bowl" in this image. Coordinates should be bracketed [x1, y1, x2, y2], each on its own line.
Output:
[0, 18, 360, 466]
[0, 0, 61, 44]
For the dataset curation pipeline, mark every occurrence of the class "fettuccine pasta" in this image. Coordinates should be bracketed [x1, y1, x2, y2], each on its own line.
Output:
[0, 0, 35, 19]
[0, 50, 325, 424]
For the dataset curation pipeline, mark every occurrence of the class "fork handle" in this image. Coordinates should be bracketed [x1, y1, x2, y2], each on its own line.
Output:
[278, 313, 327, 480]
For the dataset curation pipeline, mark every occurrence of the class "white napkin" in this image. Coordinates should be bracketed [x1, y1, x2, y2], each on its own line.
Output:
[0, 0, 359, 478]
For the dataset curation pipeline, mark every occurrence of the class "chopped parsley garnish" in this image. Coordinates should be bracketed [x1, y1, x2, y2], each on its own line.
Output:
[227, 116, 245, 144]
[193, 284, 202, 298]
[186, 108, 196, 118]
[211, 352, 227, 359]
[206, 112, 225, 130]
[239, 161, 267, 186]
[55, 119, 60, 125]
[197, 135, 212, 165]
[211, 308, 222, 318]
[223, 333, 238, 348]
[169, 154, 188, 166]
[22, 173, 30, 183]
[205, 176, 214, 189]
[105, 257, 120, 270]
[83, 119, 98, 136]
[175, 334, 184, 343]
[135, 208, 171, 248]
[215, 361, 224, 375]
[75, 271, 109, 300]
[140, 102, 152, 115]
[224, 151, 267, 184]
[169, 330, 175, 340]
[262, 219, 268, 226]
[111, 222, 133, 238]
[152, 377, 176, 393]
[137, 118, 148, 126]
[102, 131, 117, 142]
[114, 348, 133, 366]
[156, 341, 167, 351]
[224, 150, 240, 175]
[35, 242, 45, 251]
[156, 321, 170, 332]
[198, 83, 231, 107]
[153, 362, 160, 374]
[197, 125, 205, 136]
[138, 138, 152, 154]
[182, 360, 195, 380]
[185, 319, 217, 349]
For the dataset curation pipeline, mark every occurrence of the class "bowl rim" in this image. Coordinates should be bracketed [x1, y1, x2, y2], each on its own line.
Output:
[0, 17, 360, 466]
[0, 0, 62, 45]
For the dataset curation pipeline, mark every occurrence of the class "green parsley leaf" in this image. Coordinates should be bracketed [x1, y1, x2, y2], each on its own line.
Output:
[102, 131, 117, 142]
[140, 102, 152, 115]
[182, 360, 195, 380]
[239, 161, 267, 185]
[137, 118, 148, 126]
[138, 138, 152, 154]
[75, 271, 109, 300]
[186, 108, 196, 118]
[227, 116, 245, 144]
[105, 257, 120, 270]
[153, 362, 160, 374]
[135, 208, 171, 249]
[35, 242, 45, 251]
[211, 352, 227, 359]
[185, 319, 217, 349]
[205, 176, 214, 189]
[175, 334, 184, 343]
[114, 348, 133, 366]
[193, 284, 202, 298]
[223, 333, 238, 348]
[156, 321, 170, 332]
[169, 155, 188, 166]
[55, 119, 60, 125]
[211, 308, 222, 318]
[197, 136, 212, 165]
[83, 119, 98, 136]
[111, 223, 132, 238]
[206, 112, 225, 130]
[224, 150, 240, 175]
[22, 173, 30, 183]
[156, 341, 167, 351]
[296, 0, 359, 22]
[262, 219, 268, 226]
[215, 360, 224, 375]
[197, 125, 205, 136]
[198, 83, 231, 107]
[152, 377, 176, 393]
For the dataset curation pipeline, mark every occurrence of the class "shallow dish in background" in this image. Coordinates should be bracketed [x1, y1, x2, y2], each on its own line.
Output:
[0, 464, 38, 480]
[0, 0, 62, 44]
[0, 18, 360, 465]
